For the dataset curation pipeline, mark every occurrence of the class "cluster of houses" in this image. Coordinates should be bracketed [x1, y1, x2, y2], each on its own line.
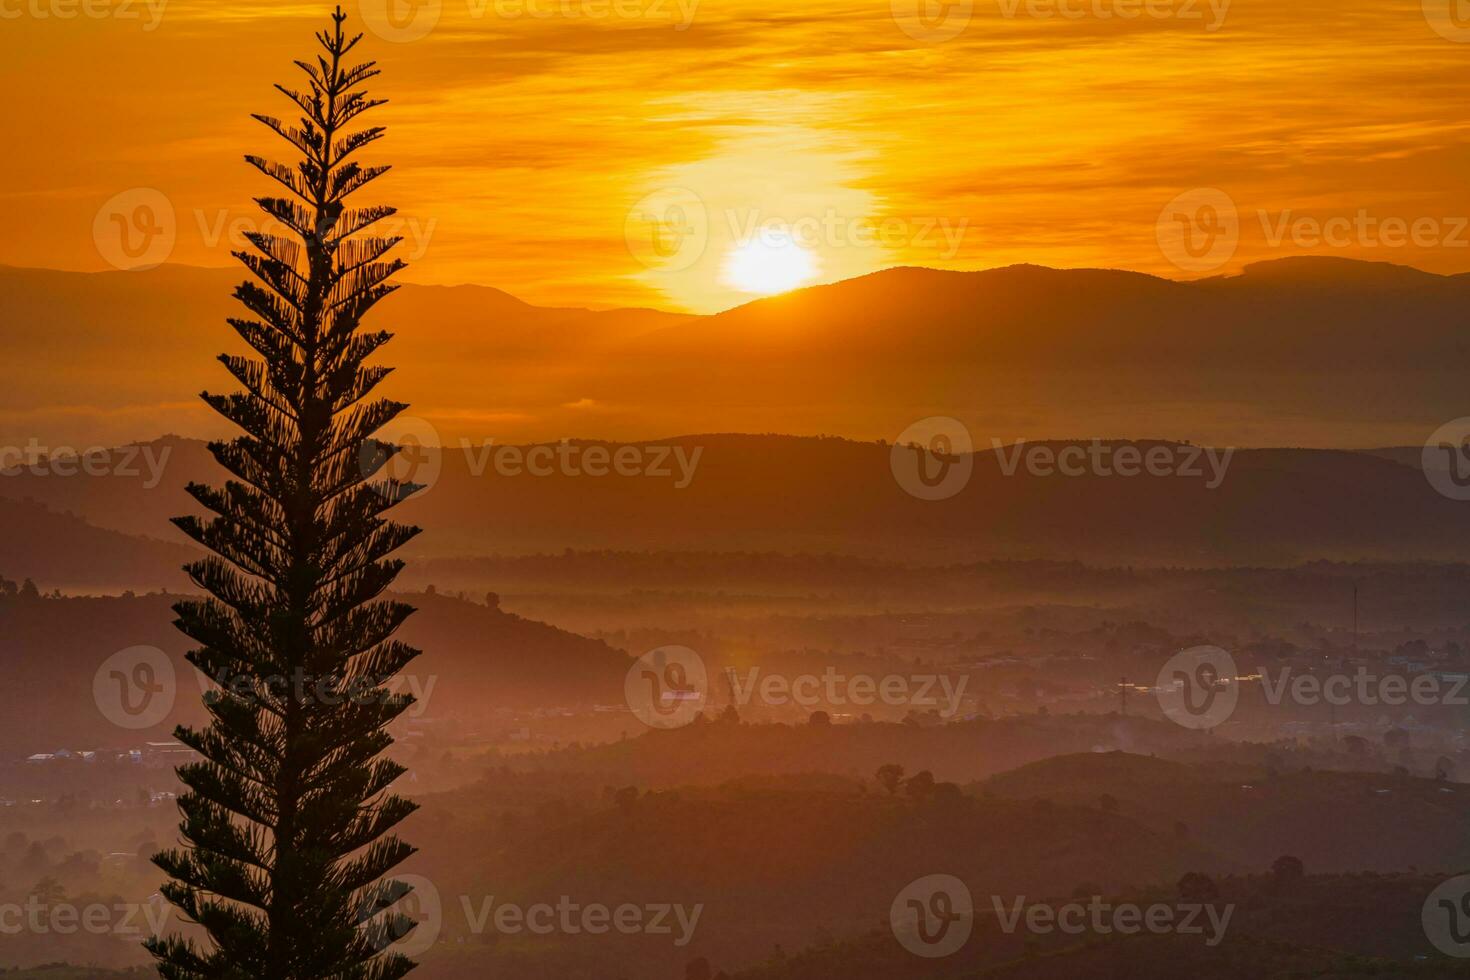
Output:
[24, 741, 197, 768]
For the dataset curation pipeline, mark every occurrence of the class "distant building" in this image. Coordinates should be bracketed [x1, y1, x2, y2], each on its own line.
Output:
[143, 741, 198, 767]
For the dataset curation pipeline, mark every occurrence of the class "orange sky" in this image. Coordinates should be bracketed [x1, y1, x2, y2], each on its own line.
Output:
[5, 0, 1470, 313]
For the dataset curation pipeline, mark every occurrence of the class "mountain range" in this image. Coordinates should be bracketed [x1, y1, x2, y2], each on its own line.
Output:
[0, 434, 1464, 575]
[4, 256, 1468, 449]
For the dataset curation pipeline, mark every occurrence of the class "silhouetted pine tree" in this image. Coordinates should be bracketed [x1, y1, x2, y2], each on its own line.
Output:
[148, 8, 423, 978]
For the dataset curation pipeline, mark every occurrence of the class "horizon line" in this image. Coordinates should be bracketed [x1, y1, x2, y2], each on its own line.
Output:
[1, 254, 1462, 318]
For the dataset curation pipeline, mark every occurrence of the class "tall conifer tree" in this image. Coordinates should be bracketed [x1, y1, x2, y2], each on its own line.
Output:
[148, 8, 423, 978]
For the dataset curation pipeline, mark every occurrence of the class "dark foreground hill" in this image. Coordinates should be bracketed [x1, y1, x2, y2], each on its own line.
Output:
[389, 750, 1470, 978]
[730, 873, 1470, 980]
[981, 752, 1470, 873]
[401, 776, 1232, 980]
[21, 749, 1470, 979]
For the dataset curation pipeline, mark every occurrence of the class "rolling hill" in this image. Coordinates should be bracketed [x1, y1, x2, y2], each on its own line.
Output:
[401, 775, 1233, 979]
[0, 589, 631, 755]
[981, 752, 1470, 873]
[0, 496, 193, 592]
[729, 873, 1470, 980]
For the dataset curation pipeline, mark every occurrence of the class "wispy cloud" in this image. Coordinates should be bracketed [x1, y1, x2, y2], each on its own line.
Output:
[5, 0, 1468, 311]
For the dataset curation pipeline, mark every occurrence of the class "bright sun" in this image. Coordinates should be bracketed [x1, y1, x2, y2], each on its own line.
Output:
[722, 231, 819, 295]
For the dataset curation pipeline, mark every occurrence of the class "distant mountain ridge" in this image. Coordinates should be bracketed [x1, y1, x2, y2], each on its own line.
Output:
[0, 434, 1463, 571]
[4, 257, 1468, 448]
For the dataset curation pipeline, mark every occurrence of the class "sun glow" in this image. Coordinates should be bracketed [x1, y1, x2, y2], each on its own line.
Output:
[721, 231, 819, 295]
